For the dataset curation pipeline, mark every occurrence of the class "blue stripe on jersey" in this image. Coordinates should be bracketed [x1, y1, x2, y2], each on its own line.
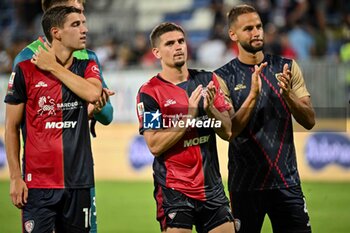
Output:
[177, 81, 188, 90]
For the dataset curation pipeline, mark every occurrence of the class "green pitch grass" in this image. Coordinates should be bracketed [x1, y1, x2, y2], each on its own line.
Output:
[1, 181, 350, 233]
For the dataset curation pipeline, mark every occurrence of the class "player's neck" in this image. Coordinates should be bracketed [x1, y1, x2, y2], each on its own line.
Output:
[160, 64, 189, 85]
[237, 49, 264, 65]
[52, 42, 74, 68]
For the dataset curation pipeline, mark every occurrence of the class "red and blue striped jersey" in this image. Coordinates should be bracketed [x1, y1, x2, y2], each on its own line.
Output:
[13, 36, 113, 125]
[136, 69, 231, 201]
[5, 58, 101, 189]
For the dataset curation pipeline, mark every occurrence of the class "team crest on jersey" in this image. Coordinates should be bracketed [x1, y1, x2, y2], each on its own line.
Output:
[37, 96, 56, 116]
[24, 220, 35, 233]
[234, 83, 246, 91]
[168, 212, 177, 220]
[275, 73, 283, 81]
[6, 72, 15, 94]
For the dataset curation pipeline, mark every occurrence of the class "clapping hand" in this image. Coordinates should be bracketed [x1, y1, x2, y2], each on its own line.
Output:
[250, 62, 267, 98]
[203, 81, 216, 111]
[277, 63, 292, 96]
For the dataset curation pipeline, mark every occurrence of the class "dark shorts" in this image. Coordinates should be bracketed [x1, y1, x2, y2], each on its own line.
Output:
[22, 188, 97, 233]
[154, 185, 233, 233]
[230, 185, 311, 233]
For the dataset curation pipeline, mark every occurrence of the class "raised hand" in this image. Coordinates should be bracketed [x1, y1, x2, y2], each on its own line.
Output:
[250, 62, 267, 98]
[277, 63, 292, 96]
[203, 81, 216, 111]
[187, 84, 202, 118]
[30, 42, 57, 71]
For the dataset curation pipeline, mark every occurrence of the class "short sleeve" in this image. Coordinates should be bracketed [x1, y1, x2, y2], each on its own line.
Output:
[4, 64, 27, 104]
[136, 90, 161, 134]
[84, 60, 101, 82]
[291, 60, 310, 98]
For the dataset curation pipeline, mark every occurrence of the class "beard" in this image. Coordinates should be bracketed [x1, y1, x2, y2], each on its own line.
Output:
[174, 60, 185, 68]
[240, 40, 263, 54]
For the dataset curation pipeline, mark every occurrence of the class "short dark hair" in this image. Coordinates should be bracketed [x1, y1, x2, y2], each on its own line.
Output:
[41, 0, 85, 12]
[149, 22, 185, 48]
[41, 6, 82, 42]
[227, 4, 258, 28]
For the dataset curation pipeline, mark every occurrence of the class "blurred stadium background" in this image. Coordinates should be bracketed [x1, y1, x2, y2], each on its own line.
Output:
[0, 0, 350, 232]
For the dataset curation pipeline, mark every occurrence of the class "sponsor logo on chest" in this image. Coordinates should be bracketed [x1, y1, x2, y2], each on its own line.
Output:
[164, 99, 177, 107]
[234, 83, 246, 91]
[184, 135, 210, 147]
[35, 81, 48, 88]
[45, 121, 78, 129]
[37, 96, 82, 116]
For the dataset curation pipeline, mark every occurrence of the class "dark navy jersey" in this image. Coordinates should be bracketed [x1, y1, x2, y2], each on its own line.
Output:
[4, 58, 101, 189]
[136, 69, 231, 201]
[215, 54, 310, 191]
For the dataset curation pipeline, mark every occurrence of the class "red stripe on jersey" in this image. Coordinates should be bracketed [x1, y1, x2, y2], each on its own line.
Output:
[21, 63, 65, 188]
[155, 185, 166, 231]
[164, 141, 206, 200]
[137, 71, 226, 201]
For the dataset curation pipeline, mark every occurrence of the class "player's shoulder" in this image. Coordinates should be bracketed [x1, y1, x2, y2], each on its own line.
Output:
[188, 68, 213, 80]
[214, 58, 238, 75]
[213, 59, 234, 83]
[12, 59, 38, 78]
[267, 54, 292, 65]
[13, 39, 43, 67]
[189, 68, 211, 74]
[13, 48, 33, 67]
[73, 48, 98, 61]
[138, 76, 161, 94]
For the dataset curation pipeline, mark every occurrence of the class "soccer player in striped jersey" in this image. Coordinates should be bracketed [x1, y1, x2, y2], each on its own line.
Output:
[215, 4, 315, 233]
[13, 0, 114, 129]
[5, 6, 100, 232]
[136, 22, 265, 233]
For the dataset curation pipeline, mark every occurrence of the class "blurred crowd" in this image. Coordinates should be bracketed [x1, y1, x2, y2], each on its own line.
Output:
[197, 0, 350, 67]
[1, 0, 350, 74]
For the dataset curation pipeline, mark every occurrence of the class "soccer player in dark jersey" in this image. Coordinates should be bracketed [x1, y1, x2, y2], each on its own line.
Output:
[4, 6, 101, 232]
[13, 0, 114, 130]
[214, 4, 316, 233]
[137, 22, 263, 233]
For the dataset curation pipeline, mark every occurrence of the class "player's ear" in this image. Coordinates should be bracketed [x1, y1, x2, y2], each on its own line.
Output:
[152, 47, 161, 59]
[51, 27, 61, 41]
[228, 28, 238, 42]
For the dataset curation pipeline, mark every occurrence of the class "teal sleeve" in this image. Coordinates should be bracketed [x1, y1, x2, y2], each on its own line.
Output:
[13, 47, 35, 68]
[93, 101, 114, 125]
[13, 39, 44, 68]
